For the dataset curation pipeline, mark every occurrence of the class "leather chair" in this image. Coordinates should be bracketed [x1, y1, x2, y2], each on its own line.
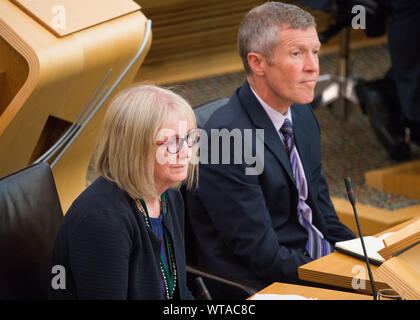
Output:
[194, 98, 229, 129]
[0, 162, 63, 299]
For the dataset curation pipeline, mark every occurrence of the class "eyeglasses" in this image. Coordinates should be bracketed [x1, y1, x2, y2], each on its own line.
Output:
[157, 129, 201, 154]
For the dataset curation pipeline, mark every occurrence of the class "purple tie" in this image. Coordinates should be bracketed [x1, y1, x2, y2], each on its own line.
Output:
[280, 118, 334, 259]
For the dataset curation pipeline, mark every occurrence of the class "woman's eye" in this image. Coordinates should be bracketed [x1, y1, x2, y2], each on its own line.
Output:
[166, 138, 177, 146]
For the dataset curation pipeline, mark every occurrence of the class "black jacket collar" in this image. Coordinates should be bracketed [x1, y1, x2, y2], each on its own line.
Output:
[237, 81, 302, 185]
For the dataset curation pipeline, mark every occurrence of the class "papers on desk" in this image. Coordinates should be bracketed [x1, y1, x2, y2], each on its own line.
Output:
[334, 232, 394, 265]
[250, 294, 311, 300]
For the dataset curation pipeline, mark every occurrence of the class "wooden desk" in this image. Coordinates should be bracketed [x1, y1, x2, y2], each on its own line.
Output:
[250, 282, 372, 300]
[298, 218, 420, 295]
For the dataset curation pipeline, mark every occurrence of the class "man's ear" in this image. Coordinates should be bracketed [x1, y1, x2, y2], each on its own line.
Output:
[247, 52, 265, 76]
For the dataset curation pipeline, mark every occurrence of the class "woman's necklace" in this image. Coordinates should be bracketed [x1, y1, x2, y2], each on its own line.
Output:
[135, 195, 177, 300]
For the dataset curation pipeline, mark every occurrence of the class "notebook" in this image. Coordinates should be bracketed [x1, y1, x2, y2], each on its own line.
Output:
[334, 232, 394, 265]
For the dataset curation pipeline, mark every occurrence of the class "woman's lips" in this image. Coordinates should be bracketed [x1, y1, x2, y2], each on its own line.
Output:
[171, 164, 187, 169]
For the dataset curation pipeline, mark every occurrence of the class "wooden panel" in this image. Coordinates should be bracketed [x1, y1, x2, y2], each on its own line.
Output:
[332, 197, 415, 236]
[298, 218, 419, 294]
[135, 0, 387, 84]
[0, 0, 151, 211]
[138, 0, 266, 65]
[0, 71, 5, 87]
[252, 282, 372, 300]
[376, 251, 420, 300]
[393, 204, 420, 220]
[137, 0, 375, 64]
[298, 251, 390, 295]
[365, 160, 420, 200]
[28, 115, 72, 164]
[11, 0, 140, 37]
[136, 43, 241, 85]
[0, 35, 29, 116]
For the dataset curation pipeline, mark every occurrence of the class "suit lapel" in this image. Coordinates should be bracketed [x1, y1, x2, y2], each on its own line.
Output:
[238, 81, 295, 184]
[291, 105, 314, 196]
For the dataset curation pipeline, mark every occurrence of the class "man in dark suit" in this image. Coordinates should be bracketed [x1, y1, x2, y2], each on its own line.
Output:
[185, 2, 355, 298]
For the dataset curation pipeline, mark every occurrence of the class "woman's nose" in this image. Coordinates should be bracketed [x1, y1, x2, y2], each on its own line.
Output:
[178, 139, 191, 160]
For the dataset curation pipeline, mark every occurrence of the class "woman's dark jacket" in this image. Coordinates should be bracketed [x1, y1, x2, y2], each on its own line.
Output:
[48, 177, 194, 300]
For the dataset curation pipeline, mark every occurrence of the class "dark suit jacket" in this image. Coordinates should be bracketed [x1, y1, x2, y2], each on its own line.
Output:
[49, 177, 194, 300]
[186, 81, 355, 291]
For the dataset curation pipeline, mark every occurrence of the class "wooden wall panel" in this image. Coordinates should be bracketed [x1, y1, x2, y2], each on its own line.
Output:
[0, 0, 151, 211]
[135, 0, 386, 84]
[0, 36, 29, 116]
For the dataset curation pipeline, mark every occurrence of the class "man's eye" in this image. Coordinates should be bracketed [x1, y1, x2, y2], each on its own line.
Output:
[292, 52, 299, 56]
[313, 50, 319, 55]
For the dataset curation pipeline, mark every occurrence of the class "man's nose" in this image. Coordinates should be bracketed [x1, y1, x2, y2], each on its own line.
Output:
[304, 53, 319, 73]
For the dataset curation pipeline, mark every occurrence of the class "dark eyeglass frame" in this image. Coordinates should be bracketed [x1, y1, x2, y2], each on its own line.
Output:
[156, 128, 201, 154]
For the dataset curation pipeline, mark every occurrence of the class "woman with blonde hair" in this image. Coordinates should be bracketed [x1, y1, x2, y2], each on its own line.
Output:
[49, 84, 200, 299]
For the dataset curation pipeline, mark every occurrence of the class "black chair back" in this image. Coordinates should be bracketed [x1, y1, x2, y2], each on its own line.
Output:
[194, 98, 228, 129]
[0, 162, 63, 299]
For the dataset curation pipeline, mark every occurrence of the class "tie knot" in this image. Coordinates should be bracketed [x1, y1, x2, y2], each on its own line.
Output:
[280, 118, 294, 156]
[280, 118, 293, 136]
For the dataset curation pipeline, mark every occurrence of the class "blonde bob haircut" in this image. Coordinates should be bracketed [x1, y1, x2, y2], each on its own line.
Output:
[95, 84, 198, 200]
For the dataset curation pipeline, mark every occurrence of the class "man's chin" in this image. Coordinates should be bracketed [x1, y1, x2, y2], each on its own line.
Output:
[295, 95, 315, 105]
